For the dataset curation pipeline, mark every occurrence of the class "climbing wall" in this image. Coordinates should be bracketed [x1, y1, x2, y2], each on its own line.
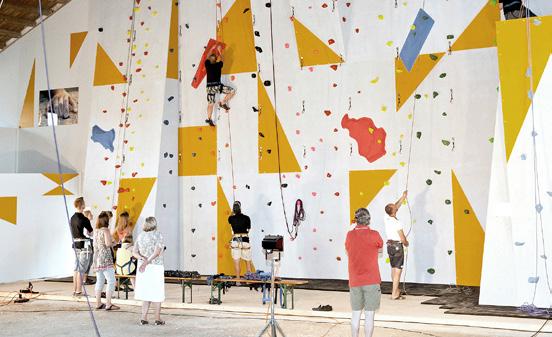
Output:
[480, 17, 552, 308]
[82, 0, 172, 247]
[178, 0, 501, 284]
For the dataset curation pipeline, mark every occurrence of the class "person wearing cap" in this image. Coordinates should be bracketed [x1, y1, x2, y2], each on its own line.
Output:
[345, 208, 383, 337]
[228, 201, 252, 278]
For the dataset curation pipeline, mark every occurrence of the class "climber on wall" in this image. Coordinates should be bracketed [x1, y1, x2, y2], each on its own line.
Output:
[228, 201, 252, 281]
[384, 190, 409, 300]
[205, 44, 236, 127]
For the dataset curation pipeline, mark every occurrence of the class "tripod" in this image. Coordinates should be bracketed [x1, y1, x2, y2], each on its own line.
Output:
[256, 250, 287, 337]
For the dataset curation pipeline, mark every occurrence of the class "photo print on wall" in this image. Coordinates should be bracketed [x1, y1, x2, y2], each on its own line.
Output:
[38, 87, 79, 127]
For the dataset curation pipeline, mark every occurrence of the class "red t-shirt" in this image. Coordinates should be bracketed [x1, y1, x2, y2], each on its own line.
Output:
[345, 225, 383, 287]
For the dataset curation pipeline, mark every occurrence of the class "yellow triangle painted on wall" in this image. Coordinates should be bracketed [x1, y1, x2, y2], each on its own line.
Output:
[395, 53, 444, 111]
[496, 16, 552, 160]
[258, 77, 301, 174]
[217, 179, 254, 275]
[93, 43, 127, 86]
[44, 186, 75, 196]
[217, 0, 257, 74]
[293, 18, 343, 67]
[348, 170, 396, 222]
[70, 31, 88, 67]
[452, 2, 500, 52]
[166, 0, 179, 79]
[0, 197, 17, 225]
[116, 177, 156, 233]
[19, 60, 35, 128]
[42, 173, 79, 185]
[452, 171, 485, 286]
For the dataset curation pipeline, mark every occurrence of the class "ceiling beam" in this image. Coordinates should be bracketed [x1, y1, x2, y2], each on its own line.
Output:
[0, 28, 21, 39]
[0, 14, 36, 26]
[0, 3, 54, 16]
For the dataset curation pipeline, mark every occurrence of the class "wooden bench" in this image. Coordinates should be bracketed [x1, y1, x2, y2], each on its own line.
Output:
[209, 278, 308, 309]
[115, 274, 205, 303]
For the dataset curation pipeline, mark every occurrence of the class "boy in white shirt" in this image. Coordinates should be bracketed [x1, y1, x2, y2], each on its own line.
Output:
[384, 191, 409, 300]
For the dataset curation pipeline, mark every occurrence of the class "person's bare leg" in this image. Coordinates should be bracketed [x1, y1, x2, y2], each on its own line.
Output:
[83, 273, 88, 286]
[233, 259, 241, 277]
[351, 310, 361, 337]
[96, 291, 102, 308]
[207, 103, 215, 120]
[153, 302, 162, 321]
[245, 260, 252, 274]
[142, 301, 151, 321]
[76, 272, 83, 294]
[391, 268, 401, 298]
[364, 311, 375, 337]
[221, 91, 235, 105]
[73, 271, 78, 293]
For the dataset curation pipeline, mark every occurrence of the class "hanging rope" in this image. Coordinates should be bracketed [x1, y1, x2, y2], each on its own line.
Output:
[37, 0, 101, 336]
[267, 0, 303, 240]
[110, 0, 139, 210]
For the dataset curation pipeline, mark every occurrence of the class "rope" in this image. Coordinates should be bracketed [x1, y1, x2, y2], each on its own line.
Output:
[267, 0, 304, 240]
[110, 0, 139, 210]
[37, 0, 101, 336]
[523, 0, 552, 308]
[227, 112, 236, 203]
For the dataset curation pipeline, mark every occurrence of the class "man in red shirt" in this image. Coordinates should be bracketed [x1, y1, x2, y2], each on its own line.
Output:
[345, 208, 383, 337]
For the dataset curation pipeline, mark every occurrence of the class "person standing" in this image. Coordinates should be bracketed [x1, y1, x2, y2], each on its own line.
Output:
[133, 217, 166, 326]
[204, 44, 236, 126]
[70, 197, 94, 296]
[384, 191, 409, 300]
[228, 201, 252, 278]
[93, 211, 119, 310]
[345, 208, 383, 337]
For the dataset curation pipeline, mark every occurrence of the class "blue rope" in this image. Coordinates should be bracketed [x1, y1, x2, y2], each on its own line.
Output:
[37, 1, 101, 336]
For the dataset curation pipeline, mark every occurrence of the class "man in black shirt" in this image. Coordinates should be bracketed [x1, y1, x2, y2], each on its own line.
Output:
[205, 44, 236, 126]
[70, 197, 94, 296]
[228, 201, 252, 277]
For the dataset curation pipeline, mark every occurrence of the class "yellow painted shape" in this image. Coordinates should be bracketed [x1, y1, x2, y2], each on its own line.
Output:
[217, 180, 254, 275]
[42, 173, 79, 196]
[93, 43, 127, 86]
[348, 170, 396, 222]
[116, 177, 156, 230]
[293, 18, 343, 67]
[217, 0, 257, 74]
[395, 53, 445, 111]
[496, 17, 552, 160]
[258, 77, 301, 173]
[178, 126, 217, 176]
[166, 0, 179, 79]
[452, 171, 485, 286]
[19, 60, 35, 128]
[70, 31, 88, 67]
[452, 2, 500, 51]
[0, 197, 17, 225]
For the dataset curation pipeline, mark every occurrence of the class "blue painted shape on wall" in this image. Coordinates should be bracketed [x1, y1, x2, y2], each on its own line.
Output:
[399, 8, 435, 72]
[91, 125, 115, 152]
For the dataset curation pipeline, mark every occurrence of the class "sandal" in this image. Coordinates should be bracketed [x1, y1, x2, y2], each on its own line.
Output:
[391, 295, 406, 300]
[140, 320, 149, 325]
[73, 292, 82, 297]
[205, 119, 215, 127]
[312, 304, 333, 311]
[105, 304, 120, 311]
[96, 304, 106, 310]
[154, 320, 166, 326]
[219, 102, 230, 111]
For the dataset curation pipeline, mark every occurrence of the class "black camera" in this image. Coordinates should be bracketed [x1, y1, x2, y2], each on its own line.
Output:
[262, 235, 284, 252]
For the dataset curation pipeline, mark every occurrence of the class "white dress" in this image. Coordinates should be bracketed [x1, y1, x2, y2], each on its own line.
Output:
[134, 230, 165, 302]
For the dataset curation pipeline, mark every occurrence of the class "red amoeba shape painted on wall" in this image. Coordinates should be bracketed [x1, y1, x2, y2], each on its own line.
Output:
[341, 114, 387, 163]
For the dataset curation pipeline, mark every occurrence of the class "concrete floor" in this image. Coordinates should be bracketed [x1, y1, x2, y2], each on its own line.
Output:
[0, 280, 551, 337]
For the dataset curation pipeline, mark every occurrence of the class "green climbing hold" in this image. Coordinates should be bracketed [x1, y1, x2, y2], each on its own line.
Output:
[442, 112, 447, 116]
[416, 131, 422, 139]
[426, 179, 432, 185]
[427, 268, 436, 275]
[445, 199, 451, 205]
[434, 170, 442, 175]
[439, 73, 447, 78]
[433, 91, 439, 98]
[489, 137, 494, 143]
[414, 94, 422, 99]
[447, 34, 455, 40]
[447, 250, 453, 255]
[429, 54, 438, 61]
[428, 219, 433, 224]
[442, 140, 451, 146]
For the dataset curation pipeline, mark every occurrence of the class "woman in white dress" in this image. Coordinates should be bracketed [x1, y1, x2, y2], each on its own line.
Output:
[133, 216, 165, 325]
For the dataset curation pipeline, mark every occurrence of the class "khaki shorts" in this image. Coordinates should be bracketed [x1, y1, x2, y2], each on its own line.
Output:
[350, 284, 381, 311]
[230, 240, 252, 261]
